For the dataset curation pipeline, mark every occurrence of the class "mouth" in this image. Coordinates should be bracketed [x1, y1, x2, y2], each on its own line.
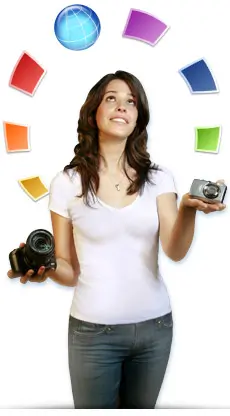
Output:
[110, 117, 128, 124]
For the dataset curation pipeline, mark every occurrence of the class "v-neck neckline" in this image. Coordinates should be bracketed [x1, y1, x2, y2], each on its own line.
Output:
[96, 193, 141, 212]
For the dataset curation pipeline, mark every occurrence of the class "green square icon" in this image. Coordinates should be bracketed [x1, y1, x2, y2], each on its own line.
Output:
[195, 126, 221, 153]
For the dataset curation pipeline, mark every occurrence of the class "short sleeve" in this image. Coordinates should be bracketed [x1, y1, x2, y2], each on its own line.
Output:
[153, 167, 177, 197]
[48, 171, 75, 218]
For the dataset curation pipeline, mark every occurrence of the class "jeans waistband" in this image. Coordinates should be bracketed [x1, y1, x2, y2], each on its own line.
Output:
[69, 311, 172, 328]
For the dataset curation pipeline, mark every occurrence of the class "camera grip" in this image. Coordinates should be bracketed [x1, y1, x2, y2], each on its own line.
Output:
[9, 249, 21, 275]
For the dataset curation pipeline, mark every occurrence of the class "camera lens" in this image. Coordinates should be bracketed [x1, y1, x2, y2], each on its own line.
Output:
[31, 234, 53, 254]
[203, 182, 219, 199]
[24, 229, 55, 268]
[27, 230, 54, 255]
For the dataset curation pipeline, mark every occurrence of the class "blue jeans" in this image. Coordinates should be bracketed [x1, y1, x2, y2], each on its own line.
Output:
[68, 312, 173, 409]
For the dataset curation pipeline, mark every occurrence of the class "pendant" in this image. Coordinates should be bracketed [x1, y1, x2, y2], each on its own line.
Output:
[115, 184, 120, 191]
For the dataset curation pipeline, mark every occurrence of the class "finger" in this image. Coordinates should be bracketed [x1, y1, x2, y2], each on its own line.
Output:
[37, 266, 46, 276]
[38, 267, 47, 282]
[196, 201, 209, 211]
[216, 179, 225, 184]
[187, 198, 205, 209]
[204, 207, 218, 214]
[207, 204, 220, 211]
[209, 203, 226, 211]
[20, 269, 34, 284]
[29, 275, 46, 283]
[35, 267, 46, 283]
[7, 270, 21, 279]
[28, 266, 46, 283]
[218, 204, 226, 211]
[203, 203, 225, 214]
[19, 242, 25, 248]
[197, 202, 215, 213]
[28, 276, 41, 282]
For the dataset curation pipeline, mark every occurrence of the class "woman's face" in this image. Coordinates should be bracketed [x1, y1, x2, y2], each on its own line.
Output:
[95, 79, 138, 140]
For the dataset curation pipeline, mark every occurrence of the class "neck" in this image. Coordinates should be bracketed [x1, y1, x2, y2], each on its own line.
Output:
[98, 135, 127, 173]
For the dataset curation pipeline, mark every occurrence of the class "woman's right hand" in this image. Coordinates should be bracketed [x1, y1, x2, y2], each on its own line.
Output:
[7, 243, 49, 284]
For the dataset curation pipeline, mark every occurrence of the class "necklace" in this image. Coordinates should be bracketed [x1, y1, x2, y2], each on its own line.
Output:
[107, 171, 126, 192]
[99, 166, 133, 192]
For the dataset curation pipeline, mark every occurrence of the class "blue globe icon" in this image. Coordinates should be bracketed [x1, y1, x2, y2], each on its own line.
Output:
[54, 4, 101, 51]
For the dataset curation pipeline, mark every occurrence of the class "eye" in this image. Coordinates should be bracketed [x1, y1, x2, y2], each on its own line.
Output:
[104, 95, 136, 105]
[128, 98, 136, 105]
[106, 95, 116, 102]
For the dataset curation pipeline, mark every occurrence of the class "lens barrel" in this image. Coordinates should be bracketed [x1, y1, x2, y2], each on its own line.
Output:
[203, 182, 219, 199]
[24, 229, 55, 267]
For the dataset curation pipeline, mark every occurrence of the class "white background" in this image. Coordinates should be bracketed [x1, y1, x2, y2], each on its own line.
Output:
[0, 0, 230, 410]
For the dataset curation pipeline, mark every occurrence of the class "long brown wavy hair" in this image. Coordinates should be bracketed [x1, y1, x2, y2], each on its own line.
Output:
[64, 70, 159, 206]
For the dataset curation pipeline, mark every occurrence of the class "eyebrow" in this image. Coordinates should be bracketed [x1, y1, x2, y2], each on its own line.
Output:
[104, 90, 135, 96]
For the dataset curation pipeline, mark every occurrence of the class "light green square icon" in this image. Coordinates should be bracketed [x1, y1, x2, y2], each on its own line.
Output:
[195, 126, 221, 153]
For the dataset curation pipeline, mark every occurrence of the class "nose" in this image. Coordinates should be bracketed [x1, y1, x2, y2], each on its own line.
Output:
[116, 103, 127, 112]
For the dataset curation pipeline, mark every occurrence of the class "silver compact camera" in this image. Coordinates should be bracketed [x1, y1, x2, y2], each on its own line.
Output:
[190, 179, 227, 204]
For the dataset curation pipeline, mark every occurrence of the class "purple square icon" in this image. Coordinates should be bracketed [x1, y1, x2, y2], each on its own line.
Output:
[123, 9, 169, 46]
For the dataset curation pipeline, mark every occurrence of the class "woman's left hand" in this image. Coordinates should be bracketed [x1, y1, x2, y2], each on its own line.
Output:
[181, 179, 227, 214]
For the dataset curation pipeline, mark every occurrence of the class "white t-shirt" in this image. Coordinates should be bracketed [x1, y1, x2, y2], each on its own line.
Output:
[48, 166, 177, 324]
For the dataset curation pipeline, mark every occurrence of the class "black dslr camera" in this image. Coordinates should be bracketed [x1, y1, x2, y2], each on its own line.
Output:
[190, 179, 227, 204]
[9, 229, 57, 276]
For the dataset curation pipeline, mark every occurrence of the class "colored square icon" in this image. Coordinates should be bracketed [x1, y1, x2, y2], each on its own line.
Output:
[195, 126, 221, 153]
[123, 9, 169, 46]
[179, 59, 218, 93]
[9, 51, 46, 96]
[18, 176, 49, 201]
[3, 122, 30, 152]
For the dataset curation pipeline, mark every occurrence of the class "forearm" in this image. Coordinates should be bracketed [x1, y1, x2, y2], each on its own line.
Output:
[167, 203, 197, 261]
[47, 258, 79, 287]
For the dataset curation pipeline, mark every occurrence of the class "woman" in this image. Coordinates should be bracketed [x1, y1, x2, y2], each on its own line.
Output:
[8, 70, 226, 409]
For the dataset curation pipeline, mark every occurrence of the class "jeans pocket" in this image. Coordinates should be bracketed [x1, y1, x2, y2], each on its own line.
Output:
[155, 313, 173, 330]
[70, 317, 108, 338]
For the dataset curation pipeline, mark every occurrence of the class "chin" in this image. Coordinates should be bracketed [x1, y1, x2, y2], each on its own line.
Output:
[110, 127, 134, 138]
[111, 132, 129, 140]
[99, 130, 126, 141]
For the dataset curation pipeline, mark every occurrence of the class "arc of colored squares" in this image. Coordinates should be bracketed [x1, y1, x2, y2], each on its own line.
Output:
[3, 6, 222, 203]
[178, 58, 220, 153]
[5, 51, 48, 200]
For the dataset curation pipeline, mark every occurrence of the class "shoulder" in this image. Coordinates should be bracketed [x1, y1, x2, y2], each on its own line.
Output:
[50, 168, 80, 186]
[149, 164, 175, 183]
[49, 168, 81, 196]
[48, 169, 82, 217]
[147, 164, 177, 196]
